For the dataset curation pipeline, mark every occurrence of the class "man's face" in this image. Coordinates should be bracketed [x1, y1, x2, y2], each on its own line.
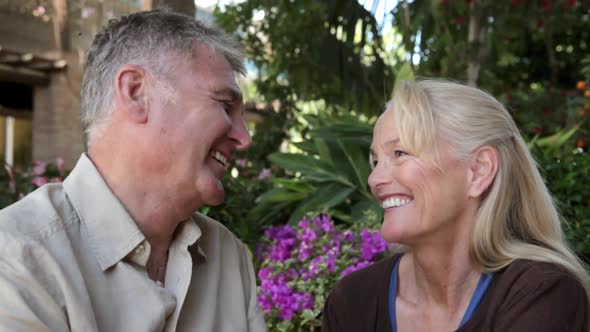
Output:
[145, 46, 251, 213]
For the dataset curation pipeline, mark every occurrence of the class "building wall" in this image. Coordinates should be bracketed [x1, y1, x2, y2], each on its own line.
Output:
[1, 0, 146, 168]
[32, 53, 84, 167]
[0, 116, 34, 167]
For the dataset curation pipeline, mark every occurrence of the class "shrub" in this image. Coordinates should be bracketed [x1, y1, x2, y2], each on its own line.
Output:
[533, 145, 590, 260]
[0, 158, 68, 208]
[256, 214, 389, 331]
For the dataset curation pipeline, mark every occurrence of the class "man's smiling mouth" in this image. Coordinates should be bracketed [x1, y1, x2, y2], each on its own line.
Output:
[210, 150, 229, 169]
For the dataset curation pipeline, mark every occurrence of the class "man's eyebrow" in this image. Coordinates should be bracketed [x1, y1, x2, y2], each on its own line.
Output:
[212, 87, 243, 103]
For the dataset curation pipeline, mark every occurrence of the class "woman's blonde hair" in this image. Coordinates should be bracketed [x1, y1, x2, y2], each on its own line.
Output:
[388, 79, 590, 300]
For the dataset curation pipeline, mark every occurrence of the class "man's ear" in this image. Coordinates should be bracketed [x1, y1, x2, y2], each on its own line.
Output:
[114, 64, 148, 123]
[467, 145, 499, 198]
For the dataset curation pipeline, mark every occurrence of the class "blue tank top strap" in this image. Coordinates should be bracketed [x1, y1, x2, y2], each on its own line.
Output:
[388, 256, 493, 332]
[388, 256, 401, 332]
[458, 272, 494, 327]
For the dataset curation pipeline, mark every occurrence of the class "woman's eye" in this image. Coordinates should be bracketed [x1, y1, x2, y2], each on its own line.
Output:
[394, 150, 408, 158]
[369, 155, 377, 169]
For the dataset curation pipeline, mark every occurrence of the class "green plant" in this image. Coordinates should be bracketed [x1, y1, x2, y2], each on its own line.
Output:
[0, 158, 69, 209]
[533, 144, 590, 260]
[256, 214, 388, 331]
[247, 114, 382, 228]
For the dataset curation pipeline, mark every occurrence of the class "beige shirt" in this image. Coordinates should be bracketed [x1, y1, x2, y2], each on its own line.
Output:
[0, 154, 266, 332]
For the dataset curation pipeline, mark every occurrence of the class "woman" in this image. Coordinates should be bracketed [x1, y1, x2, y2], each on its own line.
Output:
[322, 79, 589, 331]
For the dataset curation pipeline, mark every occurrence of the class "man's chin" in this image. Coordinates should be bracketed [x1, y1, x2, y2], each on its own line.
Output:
[205, 187, 225, 206]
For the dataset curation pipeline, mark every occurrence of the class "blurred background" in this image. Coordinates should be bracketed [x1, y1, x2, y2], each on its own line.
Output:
[1, 0, 589, 329]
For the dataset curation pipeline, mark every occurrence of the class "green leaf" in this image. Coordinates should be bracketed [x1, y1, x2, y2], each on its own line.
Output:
[395, 62, 415, 88]
[269, 152, 352, 184]
[288, 183, 356, 223]
[535, 124, 580, 149]
[255, 187, 309, 203]
[336, 140, 371, 193]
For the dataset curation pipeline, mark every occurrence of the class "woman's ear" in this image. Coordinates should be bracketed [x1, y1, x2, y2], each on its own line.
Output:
[114, 64, 149, 123]
[467, 145, 499, 198]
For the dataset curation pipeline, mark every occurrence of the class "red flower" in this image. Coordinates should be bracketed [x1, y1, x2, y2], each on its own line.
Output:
[566, 0, 576, 9]
[540, 0, 552, 12]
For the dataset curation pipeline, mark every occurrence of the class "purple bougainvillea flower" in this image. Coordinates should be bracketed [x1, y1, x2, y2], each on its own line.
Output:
[256, 214, 389, 325]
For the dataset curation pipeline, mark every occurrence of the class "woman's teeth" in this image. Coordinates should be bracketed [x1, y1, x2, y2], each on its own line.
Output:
[382, 197, 412, 209]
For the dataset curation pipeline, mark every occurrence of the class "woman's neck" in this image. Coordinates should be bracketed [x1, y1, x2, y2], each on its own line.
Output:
[398, 246, 482, 315]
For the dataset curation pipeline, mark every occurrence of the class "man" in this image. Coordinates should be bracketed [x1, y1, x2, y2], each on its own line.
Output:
[0, 9, 265, 332]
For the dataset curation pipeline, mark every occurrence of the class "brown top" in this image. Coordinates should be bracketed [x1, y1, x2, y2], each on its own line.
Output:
[322, 255, 588, 332]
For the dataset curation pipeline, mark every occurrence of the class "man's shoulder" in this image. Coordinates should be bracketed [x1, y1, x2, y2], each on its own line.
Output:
[0, 184, 76, 243]
[192, 212, 247, 250]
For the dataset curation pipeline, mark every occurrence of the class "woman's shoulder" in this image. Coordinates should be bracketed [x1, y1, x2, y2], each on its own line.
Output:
[321, 255, 399, 332]
[332, 254, 399, 298]
[497, 259, 585, 293]
[464, 259, 588, 331]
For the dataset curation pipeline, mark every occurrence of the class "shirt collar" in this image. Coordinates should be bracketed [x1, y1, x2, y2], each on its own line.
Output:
[63, 154, 207, 270]
[63, 154, 146, 271]
[125, 217, 205, 267]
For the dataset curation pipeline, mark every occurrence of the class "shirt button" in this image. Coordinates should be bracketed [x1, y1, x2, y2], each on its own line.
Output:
[135, 244, 145, 256]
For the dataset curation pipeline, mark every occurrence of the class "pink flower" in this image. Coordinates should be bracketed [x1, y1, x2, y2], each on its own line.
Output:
[81, 7, 96, 19]
[32, 161, 47, 176]
[235, 159, 248, 167]
[56, 157, 65, 175]
[257, 168, 272, 180]
[31, 176, 49, 187]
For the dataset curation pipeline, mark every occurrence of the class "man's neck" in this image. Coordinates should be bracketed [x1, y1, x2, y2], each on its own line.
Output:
[87, 148, 188, 250]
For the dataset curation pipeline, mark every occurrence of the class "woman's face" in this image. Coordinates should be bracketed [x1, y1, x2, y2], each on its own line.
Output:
[368, 110, 474, 246]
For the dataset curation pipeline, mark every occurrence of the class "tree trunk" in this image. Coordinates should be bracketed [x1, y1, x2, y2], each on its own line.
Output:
[152, 0, 195, 17]
[401, 0, 415, 70]
[466, 0, 482, 87]
[543, 19, 559, 88]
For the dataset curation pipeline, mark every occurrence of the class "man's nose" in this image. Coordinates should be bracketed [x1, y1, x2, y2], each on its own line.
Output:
[231, 118, 253, 151]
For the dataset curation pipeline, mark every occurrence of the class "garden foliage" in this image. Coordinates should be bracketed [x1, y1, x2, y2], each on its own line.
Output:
[247, 114, 382, 228]
[256, 214, 388, 331]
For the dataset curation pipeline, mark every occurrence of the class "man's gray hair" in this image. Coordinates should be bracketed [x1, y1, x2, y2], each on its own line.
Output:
[80, 8, 245, 148]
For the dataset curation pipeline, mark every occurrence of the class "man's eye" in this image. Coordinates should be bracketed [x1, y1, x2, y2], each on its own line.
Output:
[222, 102, 232, 113]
